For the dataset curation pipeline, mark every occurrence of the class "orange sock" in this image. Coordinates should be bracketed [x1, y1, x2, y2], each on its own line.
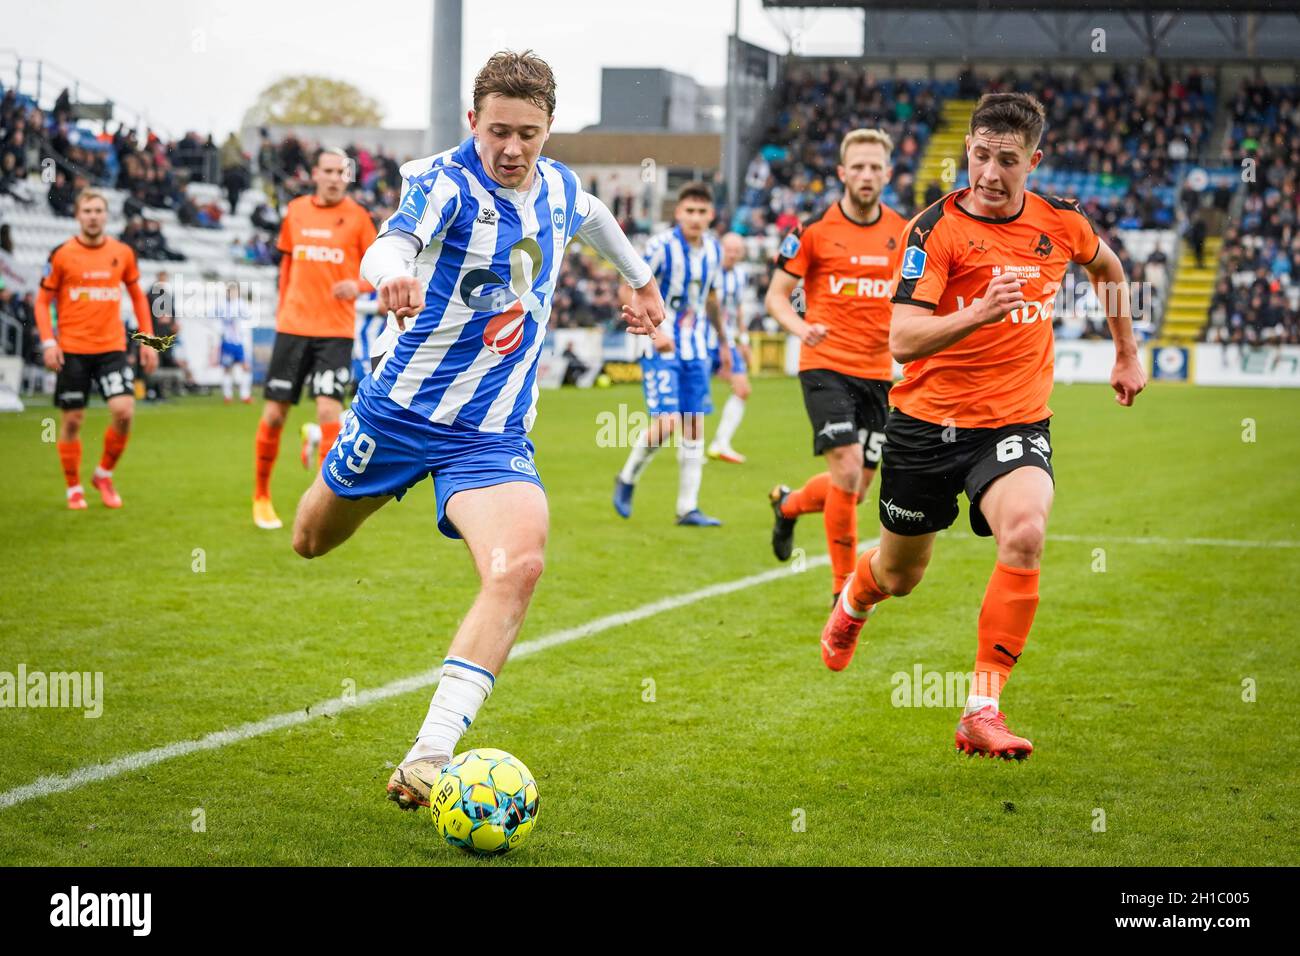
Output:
[824, 483, 858, 594]
[848, 547, 890, 614]
[99, 426, 128, 473]
[255, 420, 283, 499]
[781, 471, 830, 517]
[972, 562, 1040, 700]
[319, 420, 341, 466]
[57, 439, 82, 489]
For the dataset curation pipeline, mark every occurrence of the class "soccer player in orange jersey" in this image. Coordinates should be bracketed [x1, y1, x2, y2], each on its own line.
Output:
[36, 189, 158, 510]
[252, 147, 377, 529]
[820, 93, 1147, 759]
[766, 129, 906, 602]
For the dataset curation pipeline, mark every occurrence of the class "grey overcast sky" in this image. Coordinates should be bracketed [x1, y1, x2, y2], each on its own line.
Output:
[1, 0, 863, 138]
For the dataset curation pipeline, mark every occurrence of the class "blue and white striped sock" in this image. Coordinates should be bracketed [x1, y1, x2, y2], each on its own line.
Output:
[406, 657, 495, 763]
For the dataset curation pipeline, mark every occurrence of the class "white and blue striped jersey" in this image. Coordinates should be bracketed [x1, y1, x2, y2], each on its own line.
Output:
[716, 261, 747, 347]
[644, 226, 722, 361]
[214, 295, 249, 347]
[362, 137, 593, 434]
[353, 291, 385, 364]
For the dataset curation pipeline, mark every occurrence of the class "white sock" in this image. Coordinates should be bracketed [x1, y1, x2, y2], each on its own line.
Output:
[405, 656, 495, 763]
[221, 370, 233, 401]
[964, 694, 999, 716]
[619, 433, 660, 484]
[304, 422, 322, 444]
[66, 484, 84, 498]
[93, 465, 112, 480]
[238, 367, 251, 400]
[676, 437, 704, 516]
[712, 394, 746, 449]
[841, 586, 870, 620]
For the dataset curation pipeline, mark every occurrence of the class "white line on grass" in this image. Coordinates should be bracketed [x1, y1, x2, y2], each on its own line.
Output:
[0, 548, 843, 811]
[1043, 533, 1300, 550]
[2, 530, 1291, 811]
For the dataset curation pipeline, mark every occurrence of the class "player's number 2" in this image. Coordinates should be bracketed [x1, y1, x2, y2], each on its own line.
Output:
[338, 412, 376, 474]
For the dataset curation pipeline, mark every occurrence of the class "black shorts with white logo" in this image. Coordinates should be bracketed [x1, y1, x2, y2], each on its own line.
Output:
[55, 351, 134, 409]
[263, 333, 353, 404]
[878, 409, 1054, 537]
[798, 368, 892, 468]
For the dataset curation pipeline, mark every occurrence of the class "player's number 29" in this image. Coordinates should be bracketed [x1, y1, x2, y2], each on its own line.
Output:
[338, 413, 376, 474]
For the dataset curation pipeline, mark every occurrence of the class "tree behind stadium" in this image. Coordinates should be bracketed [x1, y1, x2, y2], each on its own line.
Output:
[243, 76, 384, 127]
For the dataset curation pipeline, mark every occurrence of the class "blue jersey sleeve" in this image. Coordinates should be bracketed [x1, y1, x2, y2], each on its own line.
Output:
[382, 169, 462, 250]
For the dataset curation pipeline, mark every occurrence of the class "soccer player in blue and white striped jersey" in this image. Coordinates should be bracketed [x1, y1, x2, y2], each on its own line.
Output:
[215, 284, 252, 404]
[612, 183, 729, 526]
[350, 290, 384, 395]
[707, 233, 752, 463]
[288, 51, 666, 811]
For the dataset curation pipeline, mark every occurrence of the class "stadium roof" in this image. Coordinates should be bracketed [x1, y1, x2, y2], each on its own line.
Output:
[763, 1, 1299, 10]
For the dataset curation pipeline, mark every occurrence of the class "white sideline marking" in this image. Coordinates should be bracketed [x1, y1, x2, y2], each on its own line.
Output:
[1045, 533, 1300, 550]
[2, 529, 1291, 811]
[0, 548, 844, 811]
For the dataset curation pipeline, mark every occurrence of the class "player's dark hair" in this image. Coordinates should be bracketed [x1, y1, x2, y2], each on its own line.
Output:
[677, 182, 714, 205]
[969, 92, 1047, 151]
[473, 50, 557, 116]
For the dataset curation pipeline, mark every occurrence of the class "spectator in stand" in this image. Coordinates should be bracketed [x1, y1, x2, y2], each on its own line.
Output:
[47, 169, 77, 217]
[220, 132, 251, 213]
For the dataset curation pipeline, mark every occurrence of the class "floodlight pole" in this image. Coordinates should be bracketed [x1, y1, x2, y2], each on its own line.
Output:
[725, 0, 741, 216]
[430, 0, 463, 155]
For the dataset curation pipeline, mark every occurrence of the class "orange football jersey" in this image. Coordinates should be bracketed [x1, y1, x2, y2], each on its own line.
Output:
[889, 188, 1101, 429]
[41, 237, 141, 354]
[275, 195, 377, 338]
[775, 199, 907, 381]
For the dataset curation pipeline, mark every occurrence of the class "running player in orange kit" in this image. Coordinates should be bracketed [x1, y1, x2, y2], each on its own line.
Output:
[36, 189, 158, 510]
[820, 93, 1147, 759]
[765, 129, 905, 603]
[252, 147, 377, 529]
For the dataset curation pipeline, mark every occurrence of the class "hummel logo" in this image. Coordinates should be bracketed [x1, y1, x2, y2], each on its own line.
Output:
[476, 207, 498, 225]
[994, 643, 1021, 663]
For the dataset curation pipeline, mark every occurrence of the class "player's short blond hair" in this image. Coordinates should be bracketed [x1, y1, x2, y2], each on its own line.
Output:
[839, 128, 894, 164]
[74, 188, 108, 212]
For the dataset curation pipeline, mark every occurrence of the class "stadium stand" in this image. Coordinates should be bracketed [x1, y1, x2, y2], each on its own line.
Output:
[6, 59, 1298, 375]
[1200, 80, 1300, 346]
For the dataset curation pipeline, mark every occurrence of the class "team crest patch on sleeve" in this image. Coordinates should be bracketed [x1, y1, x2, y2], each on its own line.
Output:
[398, 182, 428, 221]
[779, 233, 801, 260]
[900, 247, 927, 280]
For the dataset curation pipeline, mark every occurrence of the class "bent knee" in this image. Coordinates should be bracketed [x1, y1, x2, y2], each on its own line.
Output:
[997, 514, 1047, 562]
[485, 549, 545, 594]
[292, 523, 328, 560]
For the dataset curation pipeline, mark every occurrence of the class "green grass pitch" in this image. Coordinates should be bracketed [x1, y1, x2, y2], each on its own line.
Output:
[0, 377, 1296, 865]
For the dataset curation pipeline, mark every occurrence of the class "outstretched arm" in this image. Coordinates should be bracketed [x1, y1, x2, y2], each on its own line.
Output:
[126, 279, 158, 374]
[765, 268, 826, 348]
[1082, 238, 1145, 406]
[576, 195, 662, 335]
[362, 231, 422, 331]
